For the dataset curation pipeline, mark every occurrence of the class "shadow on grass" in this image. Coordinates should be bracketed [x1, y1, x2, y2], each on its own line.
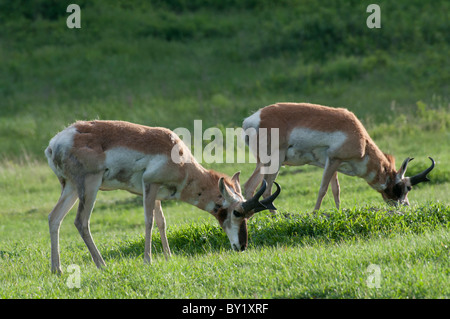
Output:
[95, 195, 182, 212]
[103, 203, 449, 261]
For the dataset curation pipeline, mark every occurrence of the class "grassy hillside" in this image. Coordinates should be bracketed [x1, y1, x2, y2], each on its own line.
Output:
[0, 1, 449, 299]
[0, 0, 448, 158]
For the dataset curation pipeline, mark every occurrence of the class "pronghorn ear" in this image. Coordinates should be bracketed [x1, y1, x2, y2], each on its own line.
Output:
[219, 177, 239, 205]
[231, 171, 241, 194]
[396, 157, 413, 182]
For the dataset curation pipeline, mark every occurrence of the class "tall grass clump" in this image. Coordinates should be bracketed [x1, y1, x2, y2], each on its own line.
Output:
[249, 204, 449, 247]
[110, 204, 450, 258]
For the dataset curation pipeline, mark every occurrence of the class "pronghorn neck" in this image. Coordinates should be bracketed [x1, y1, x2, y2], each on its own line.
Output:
[178, 162, 229, 214]
[363, 142, 396, 191]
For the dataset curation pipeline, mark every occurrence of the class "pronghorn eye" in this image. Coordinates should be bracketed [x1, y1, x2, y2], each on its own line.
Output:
[233, 210, 243, 218]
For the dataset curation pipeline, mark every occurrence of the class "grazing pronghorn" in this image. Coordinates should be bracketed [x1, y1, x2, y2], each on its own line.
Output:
[243, 103, 435, 211]
[45, 120, 280, 273]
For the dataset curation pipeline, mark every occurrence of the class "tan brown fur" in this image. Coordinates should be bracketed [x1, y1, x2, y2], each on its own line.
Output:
[259, 103, 392, 164]
[73, 120, 179, 156]
[70, 120, 237, 213]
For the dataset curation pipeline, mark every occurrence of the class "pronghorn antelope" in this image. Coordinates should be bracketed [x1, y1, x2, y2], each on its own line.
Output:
[243, 103, 435, 211]
[45, 120, 280, 273]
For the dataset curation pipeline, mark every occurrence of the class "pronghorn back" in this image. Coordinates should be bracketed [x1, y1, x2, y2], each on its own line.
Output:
[45, 120, 196, 198]
[45, 120, 189, 176]
[243, 103, 376, 161]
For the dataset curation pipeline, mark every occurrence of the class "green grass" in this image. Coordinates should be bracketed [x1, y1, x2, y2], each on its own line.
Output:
[0, 0, 449, 299]
[0, 152, 449, 298]
[1, 213, 449, 298]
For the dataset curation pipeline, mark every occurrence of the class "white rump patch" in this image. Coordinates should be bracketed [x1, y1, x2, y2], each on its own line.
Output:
[45, 126, 77, 176]
[242, 109, 261, 131]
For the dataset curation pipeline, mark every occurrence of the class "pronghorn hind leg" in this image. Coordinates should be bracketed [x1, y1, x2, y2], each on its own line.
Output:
[262, 148, 285, 213]
[154, 200, 171, 260]
[243, 161, 264, 200]
[48, 180, 78, 274]
[74, 172, 106, 269]
[330, 171, 340, 209]
[262, 170, 280, 214]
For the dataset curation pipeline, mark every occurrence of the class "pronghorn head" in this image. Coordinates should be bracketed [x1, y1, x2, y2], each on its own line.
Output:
[381, 157, 435, 206]
[216, 172, 280, 251]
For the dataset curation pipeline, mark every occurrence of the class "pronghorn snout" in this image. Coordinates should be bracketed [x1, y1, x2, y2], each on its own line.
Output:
[237, 219, 248, 251]
[226, 218, 248, 252]
[385, 198, 410, 207]
[232, 244, 247, 252]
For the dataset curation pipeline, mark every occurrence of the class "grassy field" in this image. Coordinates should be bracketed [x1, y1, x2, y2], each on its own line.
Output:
[0, 0, 449, 299]
[0, 161, 449, 298]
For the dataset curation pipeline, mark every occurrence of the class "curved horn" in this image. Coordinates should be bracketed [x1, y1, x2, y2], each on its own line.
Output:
[242, 181, 281, 213]
[409, 157, 435, 186]
[253, 179, 267, 201]
[241, 180, 267, 212]
[259, 182, 281, 211]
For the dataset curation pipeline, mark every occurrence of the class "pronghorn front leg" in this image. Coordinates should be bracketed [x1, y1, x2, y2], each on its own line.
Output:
[244, 148, 285, 202]
[143, 183, 159, 264]
[243, 161, 264, 200]
[314, 158, 342, 212]
[261, 148, 285, 213]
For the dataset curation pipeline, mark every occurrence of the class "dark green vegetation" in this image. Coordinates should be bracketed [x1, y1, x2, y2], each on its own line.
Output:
[119, 204, 450, 257]
[1, 0, 449, 157]
[0, 0, 448, 298]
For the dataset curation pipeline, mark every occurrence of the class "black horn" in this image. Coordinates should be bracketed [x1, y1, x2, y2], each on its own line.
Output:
[242, 180, 266, 213]
[409, 157, 435, 186]
[242, 180, 281, 213]
[259, 182, 281, 211]
[253, 179, 267, 201]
